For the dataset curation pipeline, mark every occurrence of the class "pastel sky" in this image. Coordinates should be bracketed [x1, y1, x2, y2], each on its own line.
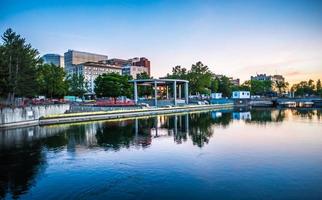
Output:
[1, 0, 322, 84]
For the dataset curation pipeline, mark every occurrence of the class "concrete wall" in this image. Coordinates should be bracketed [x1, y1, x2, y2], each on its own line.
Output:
[0, 104, 70, 127]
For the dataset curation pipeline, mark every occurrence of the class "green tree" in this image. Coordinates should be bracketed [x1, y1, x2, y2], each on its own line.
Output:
[94, 73, 132, 101]
[217, 76, 232, 97]
[250, 80, 272, 95]
[316, 79, 322, 96]
[37, 63, 69, 98]
[210, 78, 219, 92]
[291, 80, 315, 96]
[187, 62, 212, 95]
[274, 80, 289, 96]
[0, 28, 40, 103]
[137, 72, 153, 97]
[68, 74, 87, 97]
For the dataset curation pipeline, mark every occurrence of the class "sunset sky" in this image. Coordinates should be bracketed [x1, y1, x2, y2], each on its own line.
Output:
[1, 0, 322, 84]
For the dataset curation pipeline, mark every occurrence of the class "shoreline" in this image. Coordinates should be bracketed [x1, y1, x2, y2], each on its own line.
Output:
[1, 104, 233, 129]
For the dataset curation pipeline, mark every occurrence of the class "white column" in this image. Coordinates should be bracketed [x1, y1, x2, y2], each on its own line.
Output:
[154, 81, 158, 106]
[166, 85, 169, 99]
[185, 82, 189, 104]
[178, 84, 182, 99]
[173, 81, 177, 105]
[134, 82, 138, 104]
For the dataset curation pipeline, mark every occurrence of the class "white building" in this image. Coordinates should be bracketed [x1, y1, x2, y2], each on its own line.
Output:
[211, 93, 222, 99]
[122, 65, 149, 79]
[75, 61, 122, 94]
[233, 112, 252, 120]
[232, 91, 250, 99]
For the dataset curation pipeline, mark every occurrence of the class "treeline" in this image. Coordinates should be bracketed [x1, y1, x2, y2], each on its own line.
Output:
[166, 62, 321, 97]
[166, 62, 286, 97]
[0, 28, 88, 104]
[291, 79, 322, 97]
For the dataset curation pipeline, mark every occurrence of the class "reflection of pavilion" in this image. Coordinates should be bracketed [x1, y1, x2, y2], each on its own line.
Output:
[129, 79, 189, 106]
[233, 112, 252, 120]
[133, 114, 189, 139]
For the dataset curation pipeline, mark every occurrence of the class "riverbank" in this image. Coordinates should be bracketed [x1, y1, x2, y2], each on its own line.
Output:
[39, 104, 233, 126]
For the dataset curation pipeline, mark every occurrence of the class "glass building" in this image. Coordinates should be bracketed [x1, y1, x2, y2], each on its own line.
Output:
[41, 54, 64, 67]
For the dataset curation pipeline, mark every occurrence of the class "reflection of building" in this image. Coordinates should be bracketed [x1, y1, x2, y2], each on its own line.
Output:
[211, 111, 222, 119]
[74, 61, 122, 93]
[233, 112, 252, 120]
[41, 53, 64, 67]
[64, 50, 108, 75]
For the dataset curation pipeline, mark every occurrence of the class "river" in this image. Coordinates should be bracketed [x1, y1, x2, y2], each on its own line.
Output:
[0, 108, 321, 200]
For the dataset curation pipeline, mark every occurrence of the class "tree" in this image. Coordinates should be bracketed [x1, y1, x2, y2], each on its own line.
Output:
[136, 72, 153, 97]
[210, 78, 219, 93]
[94, 73, 132, 101]
[217, 76, 232, 97]
[0, 28, 40, 103]
[187, 62, 212, 95]
[68, 74, 87, 97]
[37, 63, 69, 98]
[250, 80, 272, 95]
[291, 80, 316, 97]
[316, 79, 322, 96]
[274, 80, 289, 96]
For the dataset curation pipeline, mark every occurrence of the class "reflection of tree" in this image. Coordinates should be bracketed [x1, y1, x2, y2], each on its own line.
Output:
[292, 109, 317, 120]
[188, 113, 214, 148]
[96, 119, 152, 150]
[248, 109, 272, 124]
[274, 109, 286, 122]
[212, 112, 232, 127]
[0, 138, 46, 199]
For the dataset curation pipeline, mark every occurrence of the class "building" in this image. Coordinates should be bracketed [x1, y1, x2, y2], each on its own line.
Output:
[251, 74, 285, 83]
[64, 50, 108, 75]
[211, 93, 222, 99]
[41, 54, 64, 67]
[232, 91, 250, 99]
[107, 57, 151, 78]
[251, 74, 271, 81]
[106, 58, 130, 66]
[122, 65, 149, 79]
[75, 61, 122, 94]
[213, 74, 240, 86]
[132, 57, 151, 76]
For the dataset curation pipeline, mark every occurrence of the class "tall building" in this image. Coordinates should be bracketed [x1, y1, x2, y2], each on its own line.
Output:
[64, 50, 108, 75]
[41, 54, 64, 67]
[75, 61, 122, 94]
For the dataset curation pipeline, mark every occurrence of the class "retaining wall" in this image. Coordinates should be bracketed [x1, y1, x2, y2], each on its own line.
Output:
[0, 104, 70, 128]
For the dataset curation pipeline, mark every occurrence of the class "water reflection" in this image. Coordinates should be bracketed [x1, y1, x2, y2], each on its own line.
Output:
[0, 108, 321, 199]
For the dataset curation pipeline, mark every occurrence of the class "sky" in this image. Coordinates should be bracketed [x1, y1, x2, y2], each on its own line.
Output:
[1, 0, 322, 84]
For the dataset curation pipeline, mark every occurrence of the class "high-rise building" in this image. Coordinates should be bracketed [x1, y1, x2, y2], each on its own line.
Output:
[64, 50, 108, 75]
[41, 54, 64, 67]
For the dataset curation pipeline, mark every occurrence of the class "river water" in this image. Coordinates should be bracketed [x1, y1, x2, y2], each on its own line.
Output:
[0, 108, 321, 200]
